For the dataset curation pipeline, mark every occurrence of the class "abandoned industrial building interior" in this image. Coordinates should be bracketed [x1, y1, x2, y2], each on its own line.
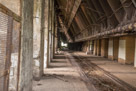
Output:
[1, 0, 136, 91]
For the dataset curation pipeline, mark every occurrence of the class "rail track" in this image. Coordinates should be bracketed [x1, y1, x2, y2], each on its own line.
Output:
[66, 52, 136, 91]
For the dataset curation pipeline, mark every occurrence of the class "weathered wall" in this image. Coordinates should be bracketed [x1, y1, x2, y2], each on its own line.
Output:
[82, 41, 88, 52]
[48, 0, 53, 63]
[126, 36, 135, 64]
[118, 37, 126, 64]
[9, 21, 20, 91]
[44, 0, 49, 68]
[108, 39, 113, 60]
[51, 0, 55, 59]
[118, 36, 135, 64]
[113, 38, 119, 60]
[33, 0, 43, 80]
[19, 0, 33, 90]
[0, 0, 20, 15]
[101, 39, 108, 58]
[90, 41, 94, 54]
[97, 40, 101, 56]
[135, 38, 136, 67]
[93, 40, 97, 55]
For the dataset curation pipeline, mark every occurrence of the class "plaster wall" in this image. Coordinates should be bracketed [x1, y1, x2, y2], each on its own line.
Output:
[108, 39, 113, 57]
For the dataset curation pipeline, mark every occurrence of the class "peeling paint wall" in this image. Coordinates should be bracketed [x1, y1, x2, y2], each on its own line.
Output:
[9, 53, 18, 91]
[33, 0, 43, 80]
[125, 36, 135, 64]
[108, 39, 113, 57]
[118, 39, 126, 62]
[134, 38, 136, 67]
[9, 21, 20, 91]
[101, 39, 108, 58]
[43, 0, 49, 68]
[19, 0, 33, 90]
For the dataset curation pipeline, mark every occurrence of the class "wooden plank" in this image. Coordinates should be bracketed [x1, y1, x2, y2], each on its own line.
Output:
[0, 3, 21, 22]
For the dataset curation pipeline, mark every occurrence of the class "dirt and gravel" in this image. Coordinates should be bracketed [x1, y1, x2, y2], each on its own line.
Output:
[71, 53, 135, 91]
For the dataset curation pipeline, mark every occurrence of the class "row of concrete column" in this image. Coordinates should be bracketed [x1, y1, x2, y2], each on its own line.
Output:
[18, 0, 57, 91]
[33, 0, 58, 80]
[87, 36, 136, 67]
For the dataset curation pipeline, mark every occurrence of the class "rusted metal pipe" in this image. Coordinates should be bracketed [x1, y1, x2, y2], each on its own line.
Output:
[75, 22, 136, 42]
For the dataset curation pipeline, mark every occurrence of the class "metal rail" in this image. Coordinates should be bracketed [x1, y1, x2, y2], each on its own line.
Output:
[72, 53, 136, 91]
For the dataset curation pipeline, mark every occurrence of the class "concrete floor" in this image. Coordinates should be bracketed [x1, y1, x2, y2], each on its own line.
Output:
[75, 52, 136, 88]
[33, 54, 89, 91]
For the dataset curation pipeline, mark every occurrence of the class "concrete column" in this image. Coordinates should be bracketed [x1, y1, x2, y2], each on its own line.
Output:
[19, 0, 33, 90]
[48, 0, 53, 63]
[51, 0, 55, 59]
[33, 0, 43, 80]
[108, 38, 113, 60]
[53, 16, 57, 56]
[44, 0, 49, 68]
[108, 38, 119, 60]
[113, 38, 119, 60]
[93, 40, 97, 55]
[126, 36, 135, 64]
[134, 37, 136, 67]
[118, 36, 135, 64]
[86, 41, 90, 55]
[97, 40, 101, 56]
[90, 40, 94, 54]
[101, 38, 108, 58]
[118, 37, 126, 64]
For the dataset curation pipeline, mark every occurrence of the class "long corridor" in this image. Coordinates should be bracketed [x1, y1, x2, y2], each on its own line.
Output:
[33, 52, 136, 91]
[33, 53, 93, 91]
[1, 0, 136, 91]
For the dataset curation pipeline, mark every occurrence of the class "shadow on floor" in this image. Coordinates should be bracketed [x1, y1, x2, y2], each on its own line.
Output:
[54, 56, 66, 59]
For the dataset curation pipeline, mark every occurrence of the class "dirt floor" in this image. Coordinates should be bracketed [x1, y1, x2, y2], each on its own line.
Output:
[33, 53, 91, 91]
[33, 52, 136, 91]
[72, 52, 136, 91]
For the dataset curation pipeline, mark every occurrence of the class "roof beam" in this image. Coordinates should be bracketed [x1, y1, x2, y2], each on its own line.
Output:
[67, 0, 82, 29]
[58, 17, 73, 42]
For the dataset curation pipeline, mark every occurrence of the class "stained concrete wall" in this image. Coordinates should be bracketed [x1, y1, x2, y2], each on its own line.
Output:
[51, 0, 55, 59]
[54, 19, 58, 54]
[19, 0, 33, 91]
[126, 36, 135, 64]
[118, 36, 135, 64]
[9, 53, 18, 91]
[135, 38, 136, 67]
[9, 21, 20, 91]
[82, 41, 88, 52]
[101, 39, 108, 58]
[97, 40, 101, 56]
[113, 38, 119, 60]
[90, 41, 94, 54]
[118, 38, 126, 64]
[44, 0, 49, 68]
[48, 0, 53, 63]
[108, 39, 113, 59]
[33, 0, 43, 80]
[93, 40, 97, 55]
